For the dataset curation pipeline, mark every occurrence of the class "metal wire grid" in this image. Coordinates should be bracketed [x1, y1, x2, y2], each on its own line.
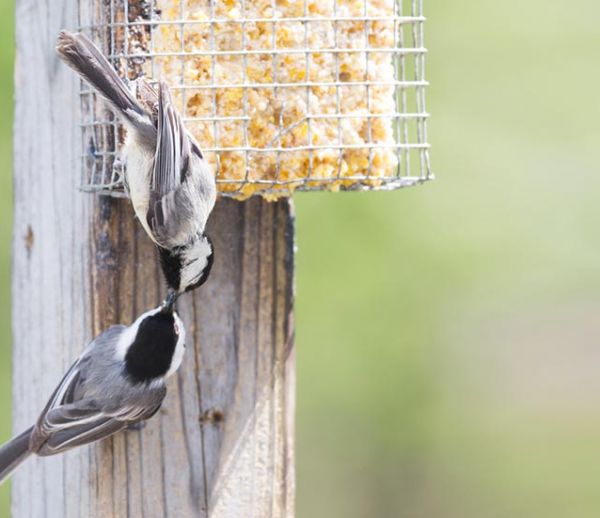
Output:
[78, 0, 432, 198]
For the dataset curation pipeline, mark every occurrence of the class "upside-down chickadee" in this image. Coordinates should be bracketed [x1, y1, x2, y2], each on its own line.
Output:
[56, 31, 217, 296]
[0, 295, 185, 485]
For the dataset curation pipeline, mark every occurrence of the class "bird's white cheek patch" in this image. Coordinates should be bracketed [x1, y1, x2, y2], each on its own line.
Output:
[115, 326, 136, 361]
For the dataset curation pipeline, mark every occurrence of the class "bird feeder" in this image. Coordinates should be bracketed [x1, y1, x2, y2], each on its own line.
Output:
[79, 0, 431, 200]
[12, 0, 431, 516]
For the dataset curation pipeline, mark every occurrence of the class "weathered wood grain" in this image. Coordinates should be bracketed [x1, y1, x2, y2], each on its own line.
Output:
[13, 0, 296, 516]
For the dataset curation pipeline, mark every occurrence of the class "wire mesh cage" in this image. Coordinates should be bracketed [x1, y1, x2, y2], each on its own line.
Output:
[78, 0, 432, 200]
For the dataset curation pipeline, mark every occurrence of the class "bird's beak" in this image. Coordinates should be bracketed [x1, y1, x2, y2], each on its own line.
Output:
[161, 291, 177, 314]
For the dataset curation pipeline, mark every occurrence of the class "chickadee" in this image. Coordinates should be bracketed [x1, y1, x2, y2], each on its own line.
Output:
[0, 294, 185, 485]
[56, 31, 217, 296]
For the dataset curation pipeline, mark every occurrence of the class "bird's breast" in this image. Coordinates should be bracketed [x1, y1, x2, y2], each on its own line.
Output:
[123, 137, 156, 241]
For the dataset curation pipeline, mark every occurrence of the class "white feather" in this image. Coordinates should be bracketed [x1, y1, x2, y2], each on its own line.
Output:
[114, 306, 163, 361]
[166, 312, 186, 378]
[180, 238, 212, 290]
[123, 131, 157, 244]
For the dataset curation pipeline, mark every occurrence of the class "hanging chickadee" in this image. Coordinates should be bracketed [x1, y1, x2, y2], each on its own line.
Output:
[56, 31, 217, 296]
[0, 294, 185, 485]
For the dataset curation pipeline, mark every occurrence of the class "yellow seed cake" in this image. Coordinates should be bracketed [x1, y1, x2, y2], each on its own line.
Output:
[150, 0, 398, 199]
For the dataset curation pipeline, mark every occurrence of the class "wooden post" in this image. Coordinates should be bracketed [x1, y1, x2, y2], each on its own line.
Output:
[12, 0, 295, 516]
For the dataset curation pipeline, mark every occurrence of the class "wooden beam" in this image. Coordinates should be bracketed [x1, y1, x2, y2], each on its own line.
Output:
[13, 0, 295, 515]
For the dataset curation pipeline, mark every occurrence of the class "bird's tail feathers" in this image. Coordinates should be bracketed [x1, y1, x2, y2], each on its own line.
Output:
[0, 427, 33, 485]
[56, 31, 146, 125]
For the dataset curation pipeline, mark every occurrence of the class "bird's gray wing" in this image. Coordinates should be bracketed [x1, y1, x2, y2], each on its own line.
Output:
[35, 398, 163, 456]
[151, 80, 190, 200]
[35, 325, 126, 416]
[31, 326, 154, 455]
[147, 81, 205, 244]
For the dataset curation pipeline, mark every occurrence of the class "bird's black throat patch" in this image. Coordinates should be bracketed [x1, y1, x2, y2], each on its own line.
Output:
[157, 234, 215, 294]
[158, 246, 182, 292]
[125, 312, 177, 383]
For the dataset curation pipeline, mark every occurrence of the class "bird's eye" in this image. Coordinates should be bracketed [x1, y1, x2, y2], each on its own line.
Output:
[174, 321, 180, 336]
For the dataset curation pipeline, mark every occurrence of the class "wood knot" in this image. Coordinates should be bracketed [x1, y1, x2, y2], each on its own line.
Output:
[24, 226, 34, 257]
[200, 408, 224, 424]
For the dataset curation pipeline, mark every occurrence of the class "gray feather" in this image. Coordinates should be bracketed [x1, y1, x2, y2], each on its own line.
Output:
[152, 81, 190, 200]
[0, 428, 32, 485]
[148, 81, 216, 248]
[56, 31, 155, 142]
[37, 418, 119, 456]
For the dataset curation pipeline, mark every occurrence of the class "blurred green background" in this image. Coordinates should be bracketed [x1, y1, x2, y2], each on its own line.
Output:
[0, 0, 14, 513]
[2, 0, 600, 516]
